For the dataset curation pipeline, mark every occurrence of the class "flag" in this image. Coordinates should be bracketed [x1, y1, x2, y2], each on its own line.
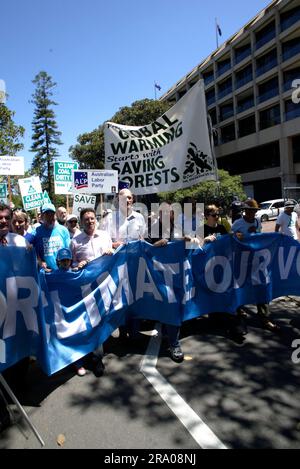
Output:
[154, 82, 161, 91]
[216, 22, 222, 36]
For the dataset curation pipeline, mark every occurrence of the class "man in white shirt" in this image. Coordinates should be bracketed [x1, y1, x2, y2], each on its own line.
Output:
[100, 189, 146, 249]
[71, 208, 113, 268]
[275, 201, 299, 240]
[71, 208, 113, 376]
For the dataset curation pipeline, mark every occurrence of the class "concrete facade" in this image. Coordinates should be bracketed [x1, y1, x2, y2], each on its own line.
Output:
[160, 0, 300, 202]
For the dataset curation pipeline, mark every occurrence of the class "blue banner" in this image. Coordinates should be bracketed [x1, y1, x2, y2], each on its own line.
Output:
[1, 234, 300, 375]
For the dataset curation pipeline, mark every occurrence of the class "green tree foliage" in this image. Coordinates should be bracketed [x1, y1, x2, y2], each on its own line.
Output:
[69, 99, 171, 168]
[30, 71, 62, 198]
[159, 169, 246, 210]
[0, 102, 25, 201]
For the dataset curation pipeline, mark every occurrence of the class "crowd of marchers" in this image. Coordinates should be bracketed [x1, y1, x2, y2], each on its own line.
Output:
[0, 191, 299, 433]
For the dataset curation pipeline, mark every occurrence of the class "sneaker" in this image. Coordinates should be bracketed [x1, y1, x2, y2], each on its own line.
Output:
[169, 345, 184, 363]
[93, 359, 105, 378]
[76, 366, 87, 377]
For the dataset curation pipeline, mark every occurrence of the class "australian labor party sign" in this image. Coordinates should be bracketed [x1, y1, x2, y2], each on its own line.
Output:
[104, 81, 216, 195]
[0, 155, 25, 176]
[54, 161, 79, 195]
[19, 175, 43, 211]
[71, 169, 118, 194]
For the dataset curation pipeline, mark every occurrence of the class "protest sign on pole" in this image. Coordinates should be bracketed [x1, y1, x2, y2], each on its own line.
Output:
[104, 81, 215, 195]
[0, 155, 25, 176]
[71, 169, 118, 194]
[54, 161, 79, 195]
[72, 193, 97, 218]
[19, 176, 43, 211]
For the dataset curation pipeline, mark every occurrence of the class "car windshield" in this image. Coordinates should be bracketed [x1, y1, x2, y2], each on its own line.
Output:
[259, 203, 272, 210]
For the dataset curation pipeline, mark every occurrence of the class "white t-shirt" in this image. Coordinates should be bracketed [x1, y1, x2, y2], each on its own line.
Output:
[231, 217, 261, 236]
[276, 211, 298, 240]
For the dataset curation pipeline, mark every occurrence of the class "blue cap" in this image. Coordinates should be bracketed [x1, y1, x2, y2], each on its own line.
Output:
[41, 203, 56, 213]
[56, 248, 72, 261]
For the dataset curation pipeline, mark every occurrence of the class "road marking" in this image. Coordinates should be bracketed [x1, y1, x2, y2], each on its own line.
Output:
[140, 324, 227, 450]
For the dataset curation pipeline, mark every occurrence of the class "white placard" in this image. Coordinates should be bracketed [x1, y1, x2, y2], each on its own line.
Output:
[72, 193, 97, 218]
[0, 156, 25, 176]
[71, 169, 118, 194]
[19, 175, 43, 211]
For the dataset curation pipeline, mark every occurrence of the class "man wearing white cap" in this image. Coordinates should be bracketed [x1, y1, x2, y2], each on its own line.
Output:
[275, 201, 299, 240]
[66, 214, 81, 239]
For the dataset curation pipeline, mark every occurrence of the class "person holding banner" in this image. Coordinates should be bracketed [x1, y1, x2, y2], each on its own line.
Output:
[0, 204, 29, 247]
[232, 199, 281, 333]
[101, 189, 146, 248]
[11, 209, 35, 244]
[32, 203, 70, 272]
[71, 207, 113, 376]
[146, 203, 184, 362]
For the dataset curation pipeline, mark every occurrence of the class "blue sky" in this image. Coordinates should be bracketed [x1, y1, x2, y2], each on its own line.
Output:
[1, 0, 270, 170]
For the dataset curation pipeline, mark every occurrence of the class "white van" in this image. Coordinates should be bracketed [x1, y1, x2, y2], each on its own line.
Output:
[256, 199, 297, 222]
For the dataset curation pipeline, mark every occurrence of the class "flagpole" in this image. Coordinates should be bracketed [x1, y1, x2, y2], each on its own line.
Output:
[215, 18, 219, 49]
[154, 82, 157, 100]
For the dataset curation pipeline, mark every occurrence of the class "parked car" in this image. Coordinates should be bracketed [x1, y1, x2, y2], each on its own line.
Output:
[256, 199, 297, 222]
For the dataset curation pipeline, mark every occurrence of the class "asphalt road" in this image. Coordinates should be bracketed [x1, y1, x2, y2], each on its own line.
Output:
[1, 296, 300, 450]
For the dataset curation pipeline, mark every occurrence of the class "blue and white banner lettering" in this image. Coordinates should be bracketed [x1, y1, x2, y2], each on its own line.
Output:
[2, 234, 300, 375]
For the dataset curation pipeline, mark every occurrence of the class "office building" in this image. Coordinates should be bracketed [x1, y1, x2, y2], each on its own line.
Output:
[160, 0, 300, 201]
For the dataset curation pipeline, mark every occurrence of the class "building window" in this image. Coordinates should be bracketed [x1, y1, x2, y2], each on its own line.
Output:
[285, 100, 300, 121]
[206, 88, 216, 106]
[217, 58, 231, 77]
[234, 43, 252, 65]
[280, 6, 300, 32]
[219, 102, 234, 121]
[258, 76, 279, 103]
[283, 67, 300, 92]
[237, 94, 255, 113]
[217, 141, 280, 174]
[292, 135, 300, 163]
[256, 48, 278, 77]
[238, 115, 256, 137]
[259, 104, 281, 130]
[220, 123, 236, 144]
[218, 77, 232, 100]
[203, 70, 214, 86]
[235, 64, 253, 89]
[282, 37, 300, 62]
[255, 21, 276, 50]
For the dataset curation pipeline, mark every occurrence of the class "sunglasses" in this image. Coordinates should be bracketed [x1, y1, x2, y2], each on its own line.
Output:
[209, 213, 219, 217]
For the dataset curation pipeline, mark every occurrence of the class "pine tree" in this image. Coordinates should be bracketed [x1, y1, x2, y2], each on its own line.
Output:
[30, 71, 62, 198]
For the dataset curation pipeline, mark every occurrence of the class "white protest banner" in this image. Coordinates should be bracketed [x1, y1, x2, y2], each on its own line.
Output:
[72, 194, 97, 218]
[54, 161, 79, 194]
[71, 169, 118, 194]
[0, 156, 25, 176]
[104, 81, 215, 195]
[19, 176, 43, 211]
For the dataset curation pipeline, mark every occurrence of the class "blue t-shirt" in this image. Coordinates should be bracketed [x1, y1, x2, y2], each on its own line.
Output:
[32, 223, 70, 270]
